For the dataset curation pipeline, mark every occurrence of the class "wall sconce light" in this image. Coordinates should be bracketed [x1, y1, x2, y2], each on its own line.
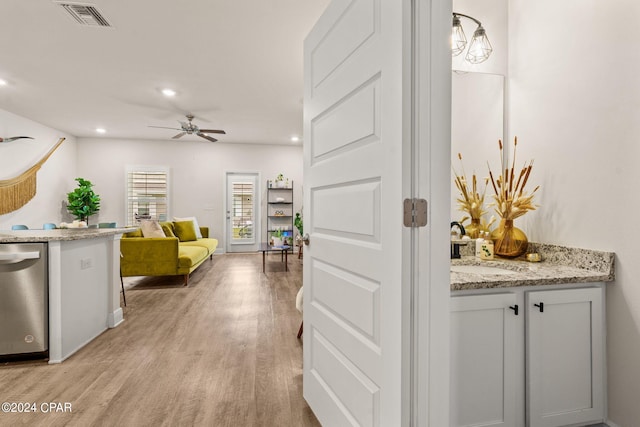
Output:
[452, 13, 493, 64]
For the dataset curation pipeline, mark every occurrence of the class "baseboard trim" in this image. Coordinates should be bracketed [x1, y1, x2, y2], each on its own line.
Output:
[606, 420, 621, 427]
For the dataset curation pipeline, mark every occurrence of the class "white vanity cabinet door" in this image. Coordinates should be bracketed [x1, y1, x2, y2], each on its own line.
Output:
[526, 287, 605, 427]
[450, 293, 518, 427]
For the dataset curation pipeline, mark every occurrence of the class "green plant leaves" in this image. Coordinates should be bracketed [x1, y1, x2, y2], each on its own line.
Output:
[66, 177, 101, 223]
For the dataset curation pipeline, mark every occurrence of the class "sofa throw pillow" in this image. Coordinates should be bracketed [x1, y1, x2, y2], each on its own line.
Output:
[173, 220, 197, 242]
[173, 216, 202, 239]
[159, 221, 176, 238]
[140, 220, 166, 238]
[124, 228, 143, 238]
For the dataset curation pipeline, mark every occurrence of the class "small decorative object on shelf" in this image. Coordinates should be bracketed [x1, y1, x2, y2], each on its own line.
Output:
[487, 137, 540, 258]
[275, 173, 286, 188]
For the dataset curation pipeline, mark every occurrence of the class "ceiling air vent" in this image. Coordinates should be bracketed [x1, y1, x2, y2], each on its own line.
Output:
[56, 2, 112, 27]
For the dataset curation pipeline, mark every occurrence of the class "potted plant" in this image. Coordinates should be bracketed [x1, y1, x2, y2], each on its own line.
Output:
[275, 173, 285, 188]
[294, 212, 303, 239]
[272, 229, 284, 246]
[66, 177, 101, 225]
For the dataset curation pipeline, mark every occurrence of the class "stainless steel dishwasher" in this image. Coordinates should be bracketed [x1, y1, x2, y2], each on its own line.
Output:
[0, 243, 48, 359]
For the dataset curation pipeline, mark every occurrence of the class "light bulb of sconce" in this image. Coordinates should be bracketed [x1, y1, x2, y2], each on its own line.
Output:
[291, 136, 300, 142]
[96, 128, 106, 134]
[465, 26, 493, 64]
[451, 15, 467, 57]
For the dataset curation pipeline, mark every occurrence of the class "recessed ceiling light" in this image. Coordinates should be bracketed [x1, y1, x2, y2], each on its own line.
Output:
[96, 128, 106, 134]
[291, 136, 300, 142]
[162, 88, 176, 97]
[0, 79, 7, 86]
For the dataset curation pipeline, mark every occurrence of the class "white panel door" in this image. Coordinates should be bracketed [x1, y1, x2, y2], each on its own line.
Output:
[303, 0, 409, 425]
[450, 293, 518, 427]
[526, 287, 605, 427]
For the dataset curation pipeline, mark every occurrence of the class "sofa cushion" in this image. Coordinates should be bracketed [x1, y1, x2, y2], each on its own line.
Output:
[173, 216, 203, 239]
[177, 245, 208, 269]
[180, 238, 218, 254]
[174, 220, 197, 242]
[140, 220, 165, 238]
[159, 221, 176, 238]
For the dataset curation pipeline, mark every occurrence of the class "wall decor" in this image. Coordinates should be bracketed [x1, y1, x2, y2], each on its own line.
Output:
[0, 137, 65, 215]
[0, 136, 34, 143]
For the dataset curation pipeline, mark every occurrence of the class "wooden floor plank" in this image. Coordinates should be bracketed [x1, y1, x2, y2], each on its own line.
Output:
[0, 253, 318, 427]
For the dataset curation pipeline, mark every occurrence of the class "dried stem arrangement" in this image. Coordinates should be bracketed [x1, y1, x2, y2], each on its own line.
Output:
[487, 137, 539, 220]
[452, 153, 495, 230]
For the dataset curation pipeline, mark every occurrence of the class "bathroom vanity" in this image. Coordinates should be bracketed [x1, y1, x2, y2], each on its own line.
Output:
[449, 243, 615, 427]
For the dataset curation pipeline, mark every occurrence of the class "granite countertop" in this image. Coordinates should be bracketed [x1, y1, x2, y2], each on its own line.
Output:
[0, 228, 136, 243]
[450, 242, 615, 291]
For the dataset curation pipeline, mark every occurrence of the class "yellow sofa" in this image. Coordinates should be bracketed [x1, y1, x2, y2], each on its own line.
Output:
[120, 222, 218, 286]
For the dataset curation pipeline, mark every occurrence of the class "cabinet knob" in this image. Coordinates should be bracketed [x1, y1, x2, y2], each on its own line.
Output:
[534, 302, 544, 313]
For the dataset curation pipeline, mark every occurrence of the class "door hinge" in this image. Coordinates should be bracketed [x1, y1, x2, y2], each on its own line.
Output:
[403, 198, 428, 227]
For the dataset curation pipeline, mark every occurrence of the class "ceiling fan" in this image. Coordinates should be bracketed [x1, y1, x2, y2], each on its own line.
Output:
[149, 114, 226, 142]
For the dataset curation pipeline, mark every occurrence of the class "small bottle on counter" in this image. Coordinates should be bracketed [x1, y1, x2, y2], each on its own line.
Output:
[475, 232, 485, 258]
[480, 233, 494, 260]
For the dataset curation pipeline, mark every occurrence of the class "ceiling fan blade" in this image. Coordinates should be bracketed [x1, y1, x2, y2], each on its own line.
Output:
[197, 132, 218, 143]
[149, 125, 182, 131]
[198, 129, 226, 134]
[172, 132, 186, 139]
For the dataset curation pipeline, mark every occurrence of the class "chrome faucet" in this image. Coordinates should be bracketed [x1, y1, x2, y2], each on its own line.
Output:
[450, 221, 466, 259]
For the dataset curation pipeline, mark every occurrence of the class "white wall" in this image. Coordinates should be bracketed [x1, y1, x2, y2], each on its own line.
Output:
[508, 0, 640, 425]
[76, 138, 302, 251]
[0, 109, 77, 230]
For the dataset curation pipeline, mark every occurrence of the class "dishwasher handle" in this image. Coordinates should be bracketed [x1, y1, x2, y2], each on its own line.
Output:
[0, 251, 41, 264]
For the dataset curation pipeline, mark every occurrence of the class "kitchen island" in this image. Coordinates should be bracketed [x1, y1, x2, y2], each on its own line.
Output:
[0, 228, 133, 363]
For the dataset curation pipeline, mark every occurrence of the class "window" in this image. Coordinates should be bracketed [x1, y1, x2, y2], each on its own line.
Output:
[231, 181, 255, 241]
[125, 166, 170, 226]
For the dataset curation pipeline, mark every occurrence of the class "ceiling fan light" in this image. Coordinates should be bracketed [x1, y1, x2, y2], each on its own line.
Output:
[451, 15, 467, 57]
[465, 26, 493, 64]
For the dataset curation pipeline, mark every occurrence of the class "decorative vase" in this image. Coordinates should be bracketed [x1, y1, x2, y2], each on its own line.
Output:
[465, 218, 482, 239]
[276, 180, 285, 188]
[490, 219, 528, 258]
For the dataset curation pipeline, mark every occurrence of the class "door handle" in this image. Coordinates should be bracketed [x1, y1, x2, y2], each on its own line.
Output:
[509, 305, 519, 316]
[302, 234, 310, 246]
[0, 251, 40, 264]
[534, 302, 544, 313]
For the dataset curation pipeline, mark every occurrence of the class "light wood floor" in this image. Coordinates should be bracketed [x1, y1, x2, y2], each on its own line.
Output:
[0, 252, 319, 427]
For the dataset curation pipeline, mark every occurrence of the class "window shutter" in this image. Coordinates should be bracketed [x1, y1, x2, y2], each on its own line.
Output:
[126, 169, 169, 225]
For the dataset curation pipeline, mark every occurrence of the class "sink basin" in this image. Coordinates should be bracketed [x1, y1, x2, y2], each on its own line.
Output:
[450, 265, 514, 275]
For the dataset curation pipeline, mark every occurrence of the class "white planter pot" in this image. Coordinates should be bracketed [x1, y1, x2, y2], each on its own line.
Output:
[272, 237, 284, 247]
[276, 180, 285, 188]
